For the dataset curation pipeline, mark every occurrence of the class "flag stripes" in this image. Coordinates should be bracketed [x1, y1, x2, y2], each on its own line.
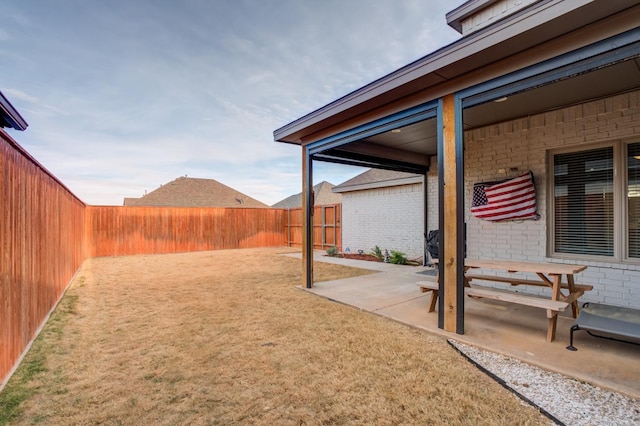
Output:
[471, 172, 538, 221]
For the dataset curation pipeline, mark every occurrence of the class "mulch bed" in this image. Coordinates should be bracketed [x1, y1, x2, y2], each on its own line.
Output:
[333, 253, 382, 262]
[325, 252, 422, 266]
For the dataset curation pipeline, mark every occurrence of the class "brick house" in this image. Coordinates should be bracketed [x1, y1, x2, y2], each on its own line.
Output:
[332, 169, 424, 260]
[274, 0, 640, 332]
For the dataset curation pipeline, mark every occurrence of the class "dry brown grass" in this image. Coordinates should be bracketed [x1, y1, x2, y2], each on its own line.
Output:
[1, 247, 549, 425]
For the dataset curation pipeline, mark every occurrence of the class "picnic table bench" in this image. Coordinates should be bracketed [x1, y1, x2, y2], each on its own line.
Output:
[418, 259, 589, 342]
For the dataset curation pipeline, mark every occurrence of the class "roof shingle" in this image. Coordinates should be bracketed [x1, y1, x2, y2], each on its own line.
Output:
[271, 181, 341, 208]
[332, 169, 422, 193]
[123, 176, 269, 208]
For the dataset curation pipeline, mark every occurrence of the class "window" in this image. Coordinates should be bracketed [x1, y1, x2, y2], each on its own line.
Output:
[628, 143, 640, 258]
[551, 141, 640, 262]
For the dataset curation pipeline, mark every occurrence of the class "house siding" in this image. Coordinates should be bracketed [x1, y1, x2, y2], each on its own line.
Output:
[341, 183, 424, 260]
[426, 89, 640, 308]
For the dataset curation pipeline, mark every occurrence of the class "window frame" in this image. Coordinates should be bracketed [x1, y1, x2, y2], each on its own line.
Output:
[547, 139, 640, 264]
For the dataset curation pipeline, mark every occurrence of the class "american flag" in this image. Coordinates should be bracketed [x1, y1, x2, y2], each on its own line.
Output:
[471, 172, 538, 221]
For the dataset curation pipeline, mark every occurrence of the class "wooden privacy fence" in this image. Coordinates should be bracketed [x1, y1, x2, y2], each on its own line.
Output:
[1, 128, 344, 387]
[1, 130, 87, 386]
[284, 204, 341, 250]
[87, 206, 289, 257]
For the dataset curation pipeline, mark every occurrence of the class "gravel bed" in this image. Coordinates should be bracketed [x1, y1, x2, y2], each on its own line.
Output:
[449, 340, 640, 425]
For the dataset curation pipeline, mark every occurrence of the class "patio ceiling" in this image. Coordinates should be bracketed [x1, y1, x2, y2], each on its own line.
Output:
[320, 57, 640, 166]
[463, 56, 640, 130]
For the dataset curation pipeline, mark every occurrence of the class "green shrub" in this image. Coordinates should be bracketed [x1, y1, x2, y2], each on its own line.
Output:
[389, 250, 408, 265]
[370, 245, 383, 261]
[326, 246, 339, 257]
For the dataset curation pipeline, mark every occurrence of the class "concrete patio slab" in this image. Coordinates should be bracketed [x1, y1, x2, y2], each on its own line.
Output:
[306, 270, 426, 312]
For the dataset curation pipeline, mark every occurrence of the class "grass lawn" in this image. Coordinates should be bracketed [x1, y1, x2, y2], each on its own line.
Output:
[0, 247, 549, 425]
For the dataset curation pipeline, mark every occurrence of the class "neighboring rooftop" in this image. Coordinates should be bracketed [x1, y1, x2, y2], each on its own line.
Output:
[271, 181, 341, 208]
[123, 176, 269, 208]
[332, 169, 423, 193]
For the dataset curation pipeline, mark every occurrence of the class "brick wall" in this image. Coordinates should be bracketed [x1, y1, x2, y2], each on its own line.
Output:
[343, 90, 639, 308]
[456, 90, 640, 308]
[341, 183, 424, 261]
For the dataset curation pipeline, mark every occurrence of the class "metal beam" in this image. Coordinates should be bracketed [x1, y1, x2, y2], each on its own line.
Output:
[454, 93, 466, 335]
[331, 140, 430, 166]
[460, 27, 640, 107]
[307, 101, 438, 155]
[312, 152, 428, 174]
[437, 99, 445, 329]
[302, 146, 313, 289]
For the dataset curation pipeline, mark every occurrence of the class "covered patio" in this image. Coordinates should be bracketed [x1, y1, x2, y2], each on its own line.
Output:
[274, 1, 640, 340]
[299, 252, 640, 399]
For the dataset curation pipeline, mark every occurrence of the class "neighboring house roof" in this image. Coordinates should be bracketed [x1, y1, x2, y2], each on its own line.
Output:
[123, 176, 269, 208]
[332, 169, 423, 193]
[271, 181, 341, 208]
[0, 91, 28, 131]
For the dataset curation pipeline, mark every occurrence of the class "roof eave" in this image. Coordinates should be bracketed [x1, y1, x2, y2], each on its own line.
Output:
[0, 91, 28, 131]
[273, 0, 628, 145]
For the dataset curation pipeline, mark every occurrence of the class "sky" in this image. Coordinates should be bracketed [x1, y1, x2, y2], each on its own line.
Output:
[1, 0, 463, 206]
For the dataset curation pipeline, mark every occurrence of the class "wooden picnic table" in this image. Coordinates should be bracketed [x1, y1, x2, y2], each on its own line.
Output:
[418, 258, 590, 342]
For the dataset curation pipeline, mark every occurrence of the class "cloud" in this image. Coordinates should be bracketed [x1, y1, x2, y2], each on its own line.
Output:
[2, 0, 462, 206]
[2, 88, 38, 103]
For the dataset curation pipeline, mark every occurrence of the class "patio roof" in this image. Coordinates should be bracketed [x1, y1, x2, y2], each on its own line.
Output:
[274, 0, 640, 335]
[274, 1, 640, 149]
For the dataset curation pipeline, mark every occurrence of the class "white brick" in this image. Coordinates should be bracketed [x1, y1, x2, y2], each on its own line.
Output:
[341, 182, 424, 259]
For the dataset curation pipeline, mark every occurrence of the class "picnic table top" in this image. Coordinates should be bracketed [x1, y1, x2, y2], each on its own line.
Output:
[464, 258, 587, 275]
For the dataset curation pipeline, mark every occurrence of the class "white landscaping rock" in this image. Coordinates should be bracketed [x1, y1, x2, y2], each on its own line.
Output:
[449, 340, 640, 425]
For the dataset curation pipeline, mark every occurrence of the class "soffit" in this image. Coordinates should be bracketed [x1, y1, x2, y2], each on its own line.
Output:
[463, 57, 640, 129]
